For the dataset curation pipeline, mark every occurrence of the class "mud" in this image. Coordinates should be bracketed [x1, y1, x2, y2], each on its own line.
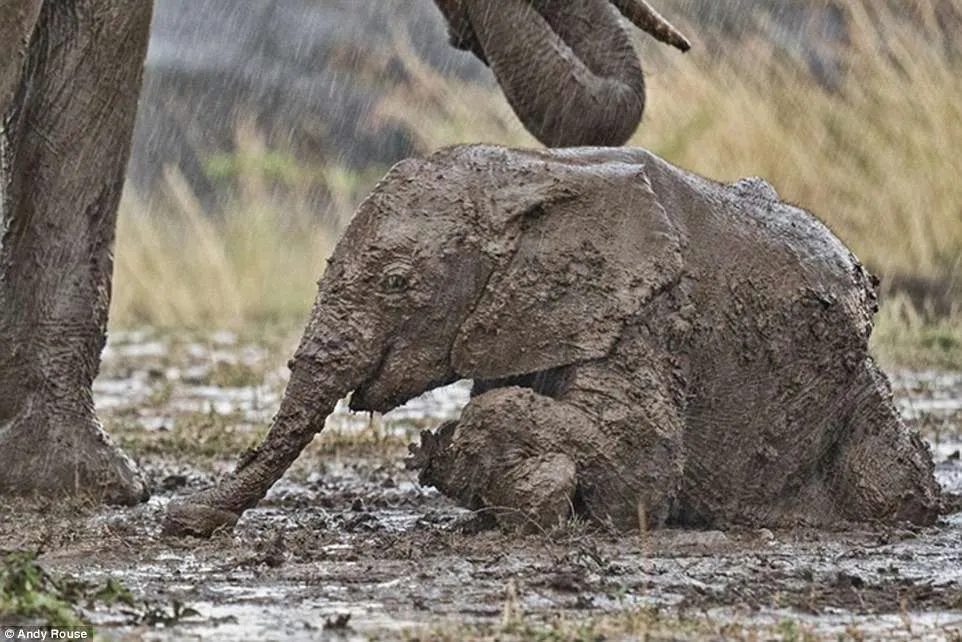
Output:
[3, 330, 962, 639]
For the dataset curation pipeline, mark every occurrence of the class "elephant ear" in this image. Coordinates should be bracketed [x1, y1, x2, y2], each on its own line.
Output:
[452, 162, 684, 379]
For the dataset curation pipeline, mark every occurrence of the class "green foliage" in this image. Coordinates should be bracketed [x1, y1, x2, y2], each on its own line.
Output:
[0, 550, 88, 628]
[0, 549, 202, 632]
[204, 149, 304, 185]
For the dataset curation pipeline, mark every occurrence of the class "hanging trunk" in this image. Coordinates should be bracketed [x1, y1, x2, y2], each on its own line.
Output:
[164, 301, 382, 536]
[465, 0, 646, 147]
[0, 1, 153, 504]
[163, 364, 350, 536]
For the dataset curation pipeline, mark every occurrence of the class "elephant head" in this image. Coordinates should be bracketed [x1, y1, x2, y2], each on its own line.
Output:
[163, 144, 684, 536]
[432, 0, 691, 147]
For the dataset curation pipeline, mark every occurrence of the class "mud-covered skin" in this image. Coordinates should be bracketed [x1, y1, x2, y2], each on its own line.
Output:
[0, 1, 153, 504]
[413, 150, 939, 530]
[164, 144, 939, 537]
[432, 0, 689, 147]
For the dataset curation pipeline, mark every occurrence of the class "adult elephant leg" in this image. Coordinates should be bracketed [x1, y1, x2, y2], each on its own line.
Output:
[0, 0, 153, 504]
[465, 0, 646, 147]
[0, 1, 42, 111]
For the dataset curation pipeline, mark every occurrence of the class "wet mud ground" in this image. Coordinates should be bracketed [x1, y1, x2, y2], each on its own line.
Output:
[3, 330, 962, 640]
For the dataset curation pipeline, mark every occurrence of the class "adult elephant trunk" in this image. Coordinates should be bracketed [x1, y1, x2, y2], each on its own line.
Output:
[466, 0, 647, 147]
[163, 300, 379, 537]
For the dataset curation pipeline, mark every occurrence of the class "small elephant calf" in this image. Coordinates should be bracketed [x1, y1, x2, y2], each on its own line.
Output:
[400, 147, 940, 531]
[164, 145, 940, 537]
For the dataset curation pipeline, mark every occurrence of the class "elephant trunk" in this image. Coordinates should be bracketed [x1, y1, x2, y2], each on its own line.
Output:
[466, 0, 646, 147]
[163, 304, 377, 537]
[609, 0, 691, 52]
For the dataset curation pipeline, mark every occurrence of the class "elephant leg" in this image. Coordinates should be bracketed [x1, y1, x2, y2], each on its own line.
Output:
[0, 0, 153, 504]
[829, 362, 940, 525]
[423, 383, 682, 532]
[420, 387, 579, 531]
[563, 361, 686, 530]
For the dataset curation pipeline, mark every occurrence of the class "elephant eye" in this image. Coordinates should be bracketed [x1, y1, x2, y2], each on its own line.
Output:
[381, 273, 409, 294]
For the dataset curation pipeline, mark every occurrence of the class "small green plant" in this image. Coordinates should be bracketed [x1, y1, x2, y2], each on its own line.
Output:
[0, 550, 87, 628]
[91, 577, 136, 608]
[134, 599, 201, 627]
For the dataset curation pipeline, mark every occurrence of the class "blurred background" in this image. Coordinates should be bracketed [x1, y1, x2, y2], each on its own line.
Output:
[112, 0, 962, 365]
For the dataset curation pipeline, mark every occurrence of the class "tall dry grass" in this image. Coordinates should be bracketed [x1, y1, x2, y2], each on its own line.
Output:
[111, 0, 962, 364]
[111, 169, 333, 329]
[640, 1, 962, 286]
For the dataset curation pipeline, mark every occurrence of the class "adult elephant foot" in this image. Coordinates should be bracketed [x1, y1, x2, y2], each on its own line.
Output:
[0, 2, 154, 506]
[0, 408, 147, 505]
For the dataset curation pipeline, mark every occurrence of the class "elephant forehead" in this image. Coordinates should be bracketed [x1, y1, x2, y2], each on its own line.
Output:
[333, 204, 462, 266]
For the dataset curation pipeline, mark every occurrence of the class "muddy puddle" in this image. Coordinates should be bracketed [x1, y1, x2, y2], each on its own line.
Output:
[3, 331, 962, 640]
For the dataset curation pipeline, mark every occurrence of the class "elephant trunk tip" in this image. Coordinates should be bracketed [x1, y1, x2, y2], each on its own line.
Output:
[610, 0, 692, 53]
[673, 35, 692, 54]
[162, 499, 241, 538]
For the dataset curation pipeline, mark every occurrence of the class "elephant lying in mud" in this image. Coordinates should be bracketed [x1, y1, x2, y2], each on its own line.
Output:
[164, 144, 940, 537]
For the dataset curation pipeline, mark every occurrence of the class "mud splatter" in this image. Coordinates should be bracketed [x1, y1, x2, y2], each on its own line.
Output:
[2, 331, 961, 639]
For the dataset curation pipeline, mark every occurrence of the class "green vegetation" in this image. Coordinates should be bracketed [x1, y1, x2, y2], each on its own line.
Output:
[0, 548, 203, 631]
[111, 0, 962, 369]
[0, 550, 90, 628]
[0, 549, 139, 629]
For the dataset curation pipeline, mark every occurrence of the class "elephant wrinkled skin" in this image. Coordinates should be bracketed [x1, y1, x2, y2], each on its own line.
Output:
[433, 0, 690, 147]
[164, 144, 939, 537]
[1, 0, 687, 507]
[0, 0, 152, 504]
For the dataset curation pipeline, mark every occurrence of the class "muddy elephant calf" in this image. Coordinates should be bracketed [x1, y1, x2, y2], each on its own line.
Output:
[164, 144, 939, 537]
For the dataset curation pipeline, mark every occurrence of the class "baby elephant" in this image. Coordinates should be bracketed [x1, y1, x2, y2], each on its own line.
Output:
[399, 146, 940, 531]
[164, 144, 939, 538]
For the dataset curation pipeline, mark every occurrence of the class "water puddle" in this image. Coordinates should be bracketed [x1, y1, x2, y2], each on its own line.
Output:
[9, 333, 962, 639]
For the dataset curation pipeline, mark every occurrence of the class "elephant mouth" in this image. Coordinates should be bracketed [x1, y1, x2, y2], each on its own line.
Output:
[470, 367, 573, 400]
[350, 373, 459, 415]
[349, 382, 405, 414]
[348, 344, 394, 413]
[348, 345, 458, 414]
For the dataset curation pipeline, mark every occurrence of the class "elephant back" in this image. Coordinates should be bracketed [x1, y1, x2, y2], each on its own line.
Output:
[645, 157, 884, 527]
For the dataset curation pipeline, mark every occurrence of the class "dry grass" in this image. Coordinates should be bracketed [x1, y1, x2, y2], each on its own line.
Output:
[111, 170, 333, 330]
[637, 1, 962, 285]
[872, 293, 962, 370]
[111, 0, 962, 366]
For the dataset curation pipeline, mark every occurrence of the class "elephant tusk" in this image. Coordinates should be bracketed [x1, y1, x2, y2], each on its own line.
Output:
[609, 0, 692, 52]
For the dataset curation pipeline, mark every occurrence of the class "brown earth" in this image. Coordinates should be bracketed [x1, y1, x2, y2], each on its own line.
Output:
[2, 331, 961, 640]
